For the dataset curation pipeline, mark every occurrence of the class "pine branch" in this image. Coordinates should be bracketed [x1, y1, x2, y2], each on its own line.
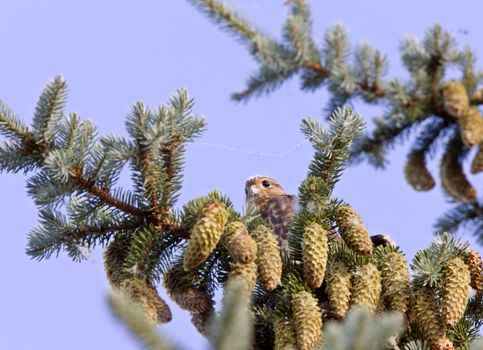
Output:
[210, 278, 253, 350]
[302, 106, 364, 191]
[26, 209, 141, 261]
[434, 202, 483, 241]
[71, 167, 144, 217]
[0, 101, 30, 140]
[410, 232, 468, 288]
[108, 293, 176, 350]
[321, 308, 405, 350]
[409, 118, 451, 159]
[32, 76, 68, 143]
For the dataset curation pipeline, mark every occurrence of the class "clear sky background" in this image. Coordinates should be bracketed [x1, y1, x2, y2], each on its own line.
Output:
[0, 1, 482, 349]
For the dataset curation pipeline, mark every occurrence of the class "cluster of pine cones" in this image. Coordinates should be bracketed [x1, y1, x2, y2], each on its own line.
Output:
[105, 199, 482, 350]
[405, 81, 483, 200]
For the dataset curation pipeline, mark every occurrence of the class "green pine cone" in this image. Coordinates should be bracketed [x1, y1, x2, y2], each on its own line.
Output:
[273, 319, 298, 350]
[169, 287, 213, 315]
[459, 107, 483, 147]
[466, 250, 483, 294]
[441, 152, 477, 203]
[224, 221, 247, 242]
[442, 257, 471, 327]
[292, 291, 322, 350]
[228, 261, 257, 292]
[227, 222, 257, 265]
[380, 252, 410, 314]
[104, 236, 129, 289]
[411, 287, 451, 350]
[252, 225, 282, 291]
[120, 278, 172, 324]
[302, 222, 328, 288]
[183, 200, 228, 271]
[351, 263, 382, 311]
[334, 205, 373, 255]
[442, 81, 469, 118]
[404, 153, 435, 192]
[326, 261, 351, 318]
[191, 311, 212, 337]
[471, 143, 483, 174]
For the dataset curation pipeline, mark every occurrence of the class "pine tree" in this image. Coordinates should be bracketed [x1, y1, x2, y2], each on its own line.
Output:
[187, 0, 483, 241]
[1, 77, 482, 349]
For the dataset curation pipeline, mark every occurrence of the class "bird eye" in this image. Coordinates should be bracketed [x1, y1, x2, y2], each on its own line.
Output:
[262, 180, 271, 188]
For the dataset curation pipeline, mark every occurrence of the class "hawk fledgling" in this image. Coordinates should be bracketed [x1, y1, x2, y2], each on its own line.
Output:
[245, 176, 296, 254]
[245, 175, 393, 256]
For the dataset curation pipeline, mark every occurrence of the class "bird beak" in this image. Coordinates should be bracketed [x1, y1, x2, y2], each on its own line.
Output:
[248, 185, 259, 196]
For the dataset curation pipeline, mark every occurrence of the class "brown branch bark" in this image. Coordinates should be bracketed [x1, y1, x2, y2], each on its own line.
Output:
[71, 168, 143, 217]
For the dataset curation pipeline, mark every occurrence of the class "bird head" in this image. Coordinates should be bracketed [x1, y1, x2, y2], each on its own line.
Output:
[245, 175, 286, 208]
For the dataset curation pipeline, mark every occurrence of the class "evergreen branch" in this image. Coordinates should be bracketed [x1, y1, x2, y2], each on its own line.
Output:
[0, 140, 40, 173]
[0, 100, 30, 140]
[187, 0, 257, 42]
[434, 202, 483, 241]
[122, 226, 179, 282]
[350, 118, 420, 168]
[71, 167, 143, 217]
[302, 106, 364, 190]
[188, 0, 332, 101]
[402, 340, 430, 350]
[145, 233, 184, 283]
[283, 8, 319, 65]
[321, 308, 405, 350]
[469, 338, 483, 350]
[32, 75, 68, 143]
[409, 117, 451, 159]
[210, 278, 253, 350]
[411, 232, 469, 288]
[108, 293, 175, 350]
[159, 142, 181, 210]
[26, 209, 141, 261]
[139, 145, 164, 219]
[26, 170, 75, 208]
[232, 64, 298, 101]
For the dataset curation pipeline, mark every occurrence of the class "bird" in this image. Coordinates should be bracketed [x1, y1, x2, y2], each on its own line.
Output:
[245, 175, 295, 255]
[245, 175, 393, 256]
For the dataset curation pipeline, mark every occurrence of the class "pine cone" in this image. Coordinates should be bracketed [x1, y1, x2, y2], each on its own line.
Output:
[471, 143, 483, 174]
[169, 287, 213, 314]
[434, 337, 455, 350]
[404, 153, 435, 191]
[292, 291, 322, 350]
[442, 81, 469, 118]
[465, 250, 483, 294]
[442, 257, 471, 327]
[459, 107, 483, 147]
[380, 251, 410, 314]
[252, 225, 282, 291]
[326, 261, 351, 318]
[440, 152, 477, 203]
[191, 311, 212, 337]
[228, 261, 257, 292]
[104, 236, 129, 289]
[351, 263, 382, 311]
[411, 287, 447, 350]
[302, 222, 328, 288]
[334, 205, 373, 255]
[183, 200, 228, 271]
[224, 221, 247, 242]
[120, 278, 172, 323]
[273, 319, 298, 350]
[227, 222, 257, 264]
[473, 88, 483, 103]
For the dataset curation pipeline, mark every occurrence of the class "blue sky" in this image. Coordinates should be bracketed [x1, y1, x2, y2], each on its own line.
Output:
[0, 1, 482, 349]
